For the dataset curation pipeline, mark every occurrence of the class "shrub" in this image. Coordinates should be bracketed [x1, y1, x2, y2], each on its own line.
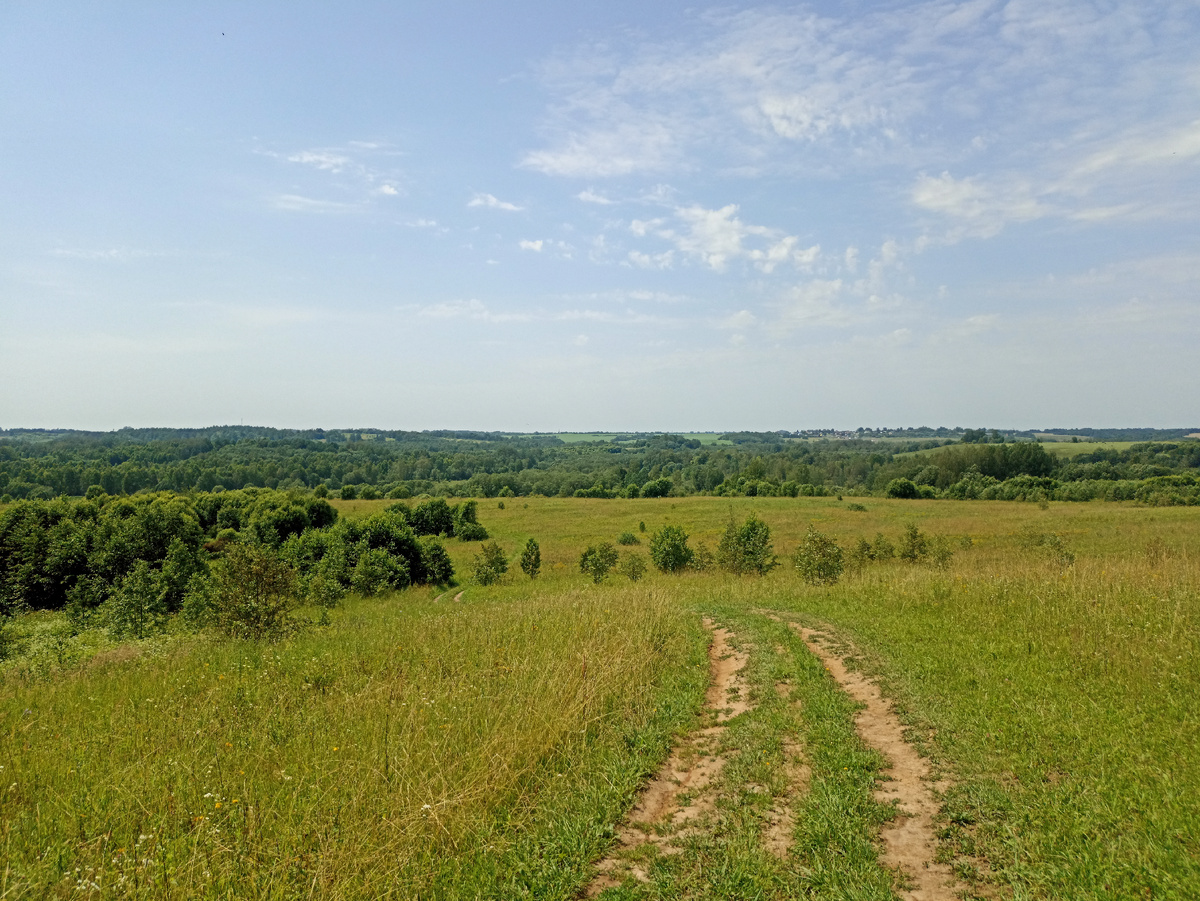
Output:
[456, 521, 488, 541]
[716, 512, 777, 575]
[649, 525, 693, 573]
[793, 525, 844, 586]
[689, 541, 715, 572]
[409, 499, 455, 537]
[519, 538, 541, 579]
[340, 485, 358, 500]
[351, 548, 411, 596]
[846, 537, 874, 572]
[898, 524, 929, 563]
[640, 478, 673, 498]
[618, 553, 647, 582]
[418, 538, 455, 584]
[886, 478, 919, 499]
[580, 543, 619, 583]
[872, 533, 895, 560]
[204, 544, 298, 640]
[929, 535, 955, 569]
[307, 571, 345, 608]
[104, 560, 168, 640]
[616, 531, 640, 545]
[472, 542, 508, 586]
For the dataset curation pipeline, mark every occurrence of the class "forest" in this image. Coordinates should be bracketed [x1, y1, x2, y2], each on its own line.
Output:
[1, 426, 1197, 506]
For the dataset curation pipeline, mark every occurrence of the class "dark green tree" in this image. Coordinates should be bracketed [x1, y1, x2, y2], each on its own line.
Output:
[580, 542, 619, 583]
[716, 512, 777, 575]
[519, 538, 541, 579]
[793, 525, 844, 586]
[649, 525, 693, 573]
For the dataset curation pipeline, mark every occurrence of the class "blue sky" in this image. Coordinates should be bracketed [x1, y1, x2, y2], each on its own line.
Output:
[2, 1, 1198, 431]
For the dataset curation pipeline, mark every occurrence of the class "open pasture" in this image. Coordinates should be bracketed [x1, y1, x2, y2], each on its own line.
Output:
[2, 497, 1197, 899]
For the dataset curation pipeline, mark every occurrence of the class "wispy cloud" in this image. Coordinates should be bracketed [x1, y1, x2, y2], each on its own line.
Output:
[468, 192, 524, 211]
[287, 150, 352, 173]
[519, 239, 544, 252]
[629, 203, 820, 273]
[577, 188, 615, 204]
[271, 194, 361, 214]
[51, 247, 163, 262]
[522, 1, 1200, 190]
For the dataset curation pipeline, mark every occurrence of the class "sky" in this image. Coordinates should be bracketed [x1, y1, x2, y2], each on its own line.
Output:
[2, 0, 1199, 432]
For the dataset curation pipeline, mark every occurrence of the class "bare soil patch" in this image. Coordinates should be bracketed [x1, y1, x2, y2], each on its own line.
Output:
[584, 618, 751, 896]
[792, 624, 963, 901]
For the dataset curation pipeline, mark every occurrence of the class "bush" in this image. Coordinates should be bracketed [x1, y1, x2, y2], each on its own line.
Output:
[793, 525, 844, 586]
[649, 525, 693, 573]
[618, 553, 647, 582]
[418, 538, 455, 585]
[640, 478, 673, 498]
[929, 535, 955, 569]
[580, 543, 620, 583]
[456, 521, 488, 541]
[351, 548, 411, 596]
[898, 524, 929, 563]
[716, 512, 777, 575]
[340, 485, 358, 500]
[452, 500, 488, 541]
[205, 544, 298, 640]
[472, 542, 508, 586]
[885, 478, 919, 499]
[519, 538, 541, 579]
[872, 533, 895, 560]
[616, 531, 640, 545]
[104, 560, 168, 640]
[409, 499, 455, 537]
[689, 541, 715, 572]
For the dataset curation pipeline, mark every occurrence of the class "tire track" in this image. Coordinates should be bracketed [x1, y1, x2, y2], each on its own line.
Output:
[790, 623, 964, 901]
[584, 617, 750, 896]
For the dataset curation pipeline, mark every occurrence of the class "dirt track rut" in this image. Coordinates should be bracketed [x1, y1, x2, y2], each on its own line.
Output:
[793, 624, 964, 901]
[584, 618, 754, 896]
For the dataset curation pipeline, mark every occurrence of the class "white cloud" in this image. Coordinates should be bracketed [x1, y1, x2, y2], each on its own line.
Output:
[1074, 120, 1200, 177]
[912, 172, 1048, 239]
[51, 247, 161, 262]
[287, 150, 352, 172]
[519, 240, 544, 252]
[521, 119, 678, 177]
[627, 250, 674, 270]
[522, 2, 1199, 189]
[412, 299, 532, 323]
[720, 310, 758, 330]
[378, 184, 399, 196]
[630, 204, 820, 273]
[776, 279, 852, 329]
[271, 194, 360, 214]
[578, 189, 615, 204]
[468, 193, 524, 211]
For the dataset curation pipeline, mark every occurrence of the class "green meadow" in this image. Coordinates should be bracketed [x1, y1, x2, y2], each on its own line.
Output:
[2, 497, 1197, 899]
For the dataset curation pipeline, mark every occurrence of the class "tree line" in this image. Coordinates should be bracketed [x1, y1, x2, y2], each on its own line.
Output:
[0, 429, 1197, 507]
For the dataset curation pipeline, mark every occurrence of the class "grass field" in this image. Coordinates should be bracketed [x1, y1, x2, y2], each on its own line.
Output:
[2, 497, 1198, 899]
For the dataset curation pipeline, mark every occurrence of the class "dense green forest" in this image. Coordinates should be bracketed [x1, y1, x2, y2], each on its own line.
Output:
[0, 426, 1197, 506]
